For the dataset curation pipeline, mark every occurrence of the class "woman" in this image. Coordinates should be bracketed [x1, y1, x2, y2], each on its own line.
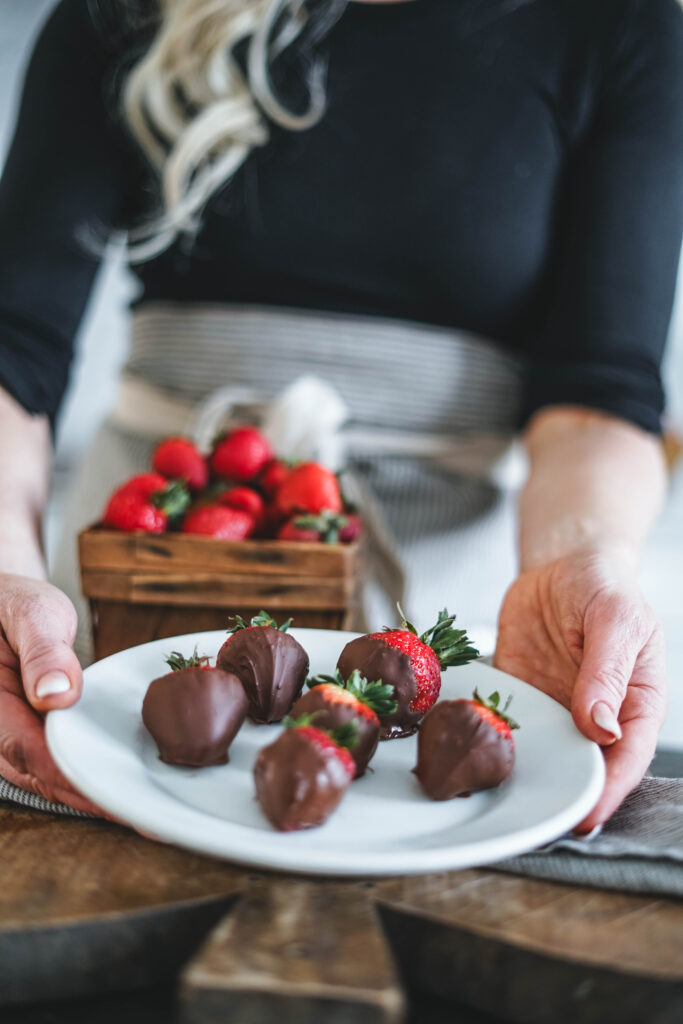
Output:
[0, 0, 682, 827]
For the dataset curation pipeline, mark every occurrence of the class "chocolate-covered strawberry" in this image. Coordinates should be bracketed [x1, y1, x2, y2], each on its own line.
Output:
[414, 690, 519, 800]
[254, 717, 358, 831]
[142, 649, 248, 767]
[216, 611, 309, 723]
[337, 607, 479, 740]
[291, 669, 396, 777]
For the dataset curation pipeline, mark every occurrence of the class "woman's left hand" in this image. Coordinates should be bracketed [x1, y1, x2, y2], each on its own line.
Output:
[493, 549, 667, 831]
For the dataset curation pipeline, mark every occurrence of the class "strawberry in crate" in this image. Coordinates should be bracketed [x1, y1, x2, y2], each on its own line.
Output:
[102, 473, 190, 533]
[337, 607, 479, 739]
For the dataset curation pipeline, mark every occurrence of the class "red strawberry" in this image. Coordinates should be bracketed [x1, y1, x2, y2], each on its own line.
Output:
[253, 717, 357, 830]
[338, 512, 363, 543]
[295, 724, 357, 778]
[153, 437, 209, 491]
[182, 504, 255, 539]
[291, 669, 397, 777]
[115, 472, 169, 497]
[277, 510, 349, 543]
[414, 690, 519, 800]
[277, 518, 320, 543]
[218, 486, 265, 526]
[260, 459, 293, 497]
[276, 463, 342, 517]
[103, 478, 190, 533]
[211, 426, 272, 482]
[337, 607, 479, 739]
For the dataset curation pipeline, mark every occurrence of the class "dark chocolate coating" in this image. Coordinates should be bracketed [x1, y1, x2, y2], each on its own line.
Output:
[290, 688, 379, 778]
[337, 635, 420, 739]
[217, 627, 309, 723]
[142, 667, 248, 767]
[254, 729, 351, 831]
[414, 700, 515, 799]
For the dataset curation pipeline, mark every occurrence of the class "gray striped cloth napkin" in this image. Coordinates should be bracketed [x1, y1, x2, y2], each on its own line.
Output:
[494, 776, 683, 897]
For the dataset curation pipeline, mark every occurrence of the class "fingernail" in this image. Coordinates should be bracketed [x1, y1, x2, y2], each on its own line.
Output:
[591, 701, 622, 741]
[36, 671, 72, 698]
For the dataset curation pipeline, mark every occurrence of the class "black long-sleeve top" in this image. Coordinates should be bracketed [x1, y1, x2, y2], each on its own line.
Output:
[1, 0, 683, 433]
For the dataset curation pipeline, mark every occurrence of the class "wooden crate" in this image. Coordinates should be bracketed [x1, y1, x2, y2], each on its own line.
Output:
[79, 527, 363, 660]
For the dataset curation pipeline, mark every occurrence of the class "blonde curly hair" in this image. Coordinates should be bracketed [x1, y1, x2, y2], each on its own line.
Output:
[122, 0, 343, 259]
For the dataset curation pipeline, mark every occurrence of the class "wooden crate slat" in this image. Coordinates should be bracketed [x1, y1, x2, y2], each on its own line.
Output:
[82, 571, 353, 609]
[79, 529, 357, 577]
[89, 603, 348, 660]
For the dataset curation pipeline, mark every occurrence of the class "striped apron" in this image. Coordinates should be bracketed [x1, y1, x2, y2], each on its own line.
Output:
[53, 303, 525, 665]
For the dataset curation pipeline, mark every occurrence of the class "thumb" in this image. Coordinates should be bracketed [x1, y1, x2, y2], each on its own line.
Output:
[12, 594, 83, 712]
[571, 602, 638, 745]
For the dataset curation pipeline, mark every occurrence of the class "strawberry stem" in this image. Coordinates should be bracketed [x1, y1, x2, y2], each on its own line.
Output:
[473, 688, 520, 730]
[292, 510, 348, 543]
[151, 480, 191, 523]
[386, 605, 479, 669]
[164, 646, 210, 672]
[307, 669, 397, 717]
[227, 610, 293, 634]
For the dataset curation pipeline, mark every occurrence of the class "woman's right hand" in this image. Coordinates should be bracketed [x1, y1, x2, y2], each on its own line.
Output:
[0, 573, 99, 812]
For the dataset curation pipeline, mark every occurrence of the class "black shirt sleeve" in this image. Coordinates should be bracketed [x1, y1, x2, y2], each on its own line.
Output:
[521, 0, 683, 435]
[0, 0, 131, 428]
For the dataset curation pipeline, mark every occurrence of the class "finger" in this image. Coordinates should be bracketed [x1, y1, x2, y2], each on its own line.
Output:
[574, 702, 661, 832]
[570, 598, 646, 744]
[7, 591, 83, 711]
[0, 670, 101, 816]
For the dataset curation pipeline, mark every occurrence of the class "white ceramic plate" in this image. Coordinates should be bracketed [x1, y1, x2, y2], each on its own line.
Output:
[46, 628, 604, 877]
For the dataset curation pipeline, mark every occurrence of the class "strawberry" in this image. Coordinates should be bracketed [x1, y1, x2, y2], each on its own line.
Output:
[218, 486, 265, 526]
[211, 426, 272, 482]
[115, 472, 169, 497]
[217, 611, 308, 722]
[260, 459, 293, 497]
[276, 462, 342, 517]
[414, 690, 519, 800]
[338, 512, 363, 543]
[182, 504, 255, 539]
[277, 510, 350, 543]
[253, 717, 357, 830]
[142, 648, 248, 766]
[337, 606, 479, 739]
[291, 669, 396, 777]
[152, 437, 209, 491]
[293, 722, 358, 780]
[103, 478, 190, 533]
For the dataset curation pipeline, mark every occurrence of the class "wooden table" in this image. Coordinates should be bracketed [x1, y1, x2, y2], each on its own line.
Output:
[1, 804, 681, 1024]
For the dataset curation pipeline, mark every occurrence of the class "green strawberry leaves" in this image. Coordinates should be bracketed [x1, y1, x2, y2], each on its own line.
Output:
[227, 610, 293, 634]
[307, 668, 398, 717]
[387, 604, 479, 669]
[284, 713, 359, 751]
[292, 510, 349, 543]
[164, 646, 210, 672]
[473, 688, 520, 730]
